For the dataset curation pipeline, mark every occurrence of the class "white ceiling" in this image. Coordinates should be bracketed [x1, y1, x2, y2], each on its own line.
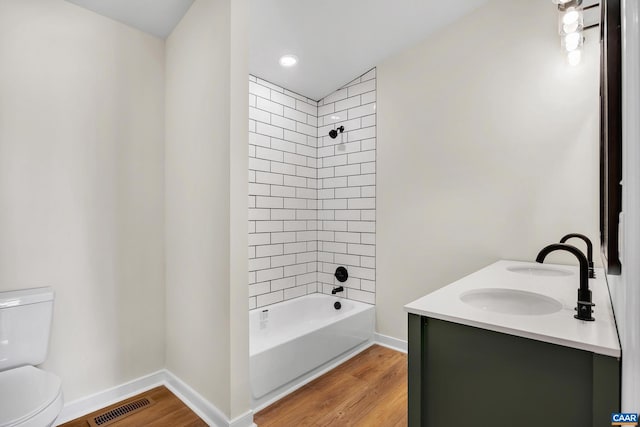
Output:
[65, 0, 194, 39]
[249, 0, 488, 100]
[65, 0, 489, 100]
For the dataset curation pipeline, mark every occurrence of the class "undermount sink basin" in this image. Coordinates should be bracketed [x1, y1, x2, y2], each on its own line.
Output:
[460, 288, 563, 315]
[506, 265, 573, 277]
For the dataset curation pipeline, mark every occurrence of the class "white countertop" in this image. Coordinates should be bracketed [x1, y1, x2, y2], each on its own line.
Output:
[404, 260, 621, 357]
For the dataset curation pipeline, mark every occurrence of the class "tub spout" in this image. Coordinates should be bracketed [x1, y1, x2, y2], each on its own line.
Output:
[331, 286, 344, 295]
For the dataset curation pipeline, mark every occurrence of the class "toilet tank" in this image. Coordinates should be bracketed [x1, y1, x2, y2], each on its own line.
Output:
[0, 287, 54, 371]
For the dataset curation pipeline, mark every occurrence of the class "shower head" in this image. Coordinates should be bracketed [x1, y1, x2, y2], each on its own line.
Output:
[329, 126, 345, 139]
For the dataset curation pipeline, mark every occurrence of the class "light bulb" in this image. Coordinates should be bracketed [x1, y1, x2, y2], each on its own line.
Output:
[558, 7, 583, 36]
[563, 21, 580, 34]
[563, 9, 580, 25]
[564, 32, 581, 51]
[568, 50, 582, 66]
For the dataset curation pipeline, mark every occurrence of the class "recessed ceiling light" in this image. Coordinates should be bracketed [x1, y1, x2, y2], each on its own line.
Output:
[279, 54, 298, 67]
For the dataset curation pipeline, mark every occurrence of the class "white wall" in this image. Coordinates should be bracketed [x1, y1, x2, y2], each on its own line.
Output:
[229, 0, 250, 417]
[609, 0, 640, 410]
[0, 0, 251, 418]
[165, 0, 250, 420]
[376, 0, 601, 340]
[0, 0, 165, 401]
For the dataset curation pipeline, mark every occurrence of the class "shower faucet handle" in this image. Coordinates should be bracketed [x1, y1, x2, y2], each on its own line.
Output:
[335, 266, 348, 282]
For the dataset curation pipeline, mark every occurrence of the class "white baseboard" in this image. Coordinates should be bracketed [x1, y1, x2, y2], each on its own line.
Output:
[229, 410, 257, 427]
[55, 370, 254, 427]
[55, 370, 166, 425]
[163, 370, 231, 427]
[374, 332, 408, 353]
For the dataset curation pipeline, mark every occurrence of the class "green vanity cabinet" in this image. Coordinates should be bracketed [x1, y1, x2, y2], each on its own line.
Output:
[408, 314, 621, 427]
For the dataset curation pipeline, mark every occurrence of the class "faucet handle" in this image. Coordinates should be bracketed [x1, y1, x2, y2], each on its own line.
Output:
[335, 266, 348, 283]
[574, 300, 595, 321]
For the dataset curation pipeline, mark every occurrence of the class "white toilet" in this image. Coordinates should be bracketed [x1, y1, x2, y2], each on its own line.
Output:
[0, 287, 64, 427]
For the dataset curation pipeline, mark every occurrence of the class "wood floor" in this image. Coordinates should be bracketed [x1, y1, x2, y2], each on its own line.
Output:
[254, 344, 408, 427]
[59, 345, 406, 427]
[60, 386, 206, 427]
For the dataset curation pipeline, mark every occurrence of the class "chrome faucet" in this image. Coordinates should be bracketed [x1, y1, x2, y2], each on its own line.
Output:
[536, 243, 595, 321]
[559, 233, 595, 278]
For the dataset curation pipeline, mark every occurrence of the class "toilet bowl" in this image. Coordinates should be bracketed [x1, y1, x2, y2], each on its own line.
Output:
[0, 366, 63, 427]
[0, 288, 64, 426]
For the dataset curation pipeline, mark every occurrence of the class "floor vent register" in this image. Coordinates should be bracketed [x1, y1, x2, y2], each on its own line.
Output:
[87, 397, 155, 426]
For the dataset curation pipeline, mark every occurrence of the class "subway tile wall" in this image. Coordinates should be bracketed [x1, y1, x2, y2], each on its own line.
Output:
[249, 76, 319, 309]
[316, 69, 376, 305]
[249, 70, 376, 309]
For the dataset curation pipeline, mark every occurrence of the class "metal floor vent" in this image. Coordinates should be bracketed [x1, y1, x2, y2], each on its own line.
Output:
[87, 397, 155, 427]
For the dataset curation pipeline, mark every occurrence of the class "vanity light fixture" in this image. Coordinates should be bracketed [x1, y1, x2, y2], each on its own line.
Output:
[279, 54, 298, 67]
[553, 0, 583, 11]
[553, 0, 587, 66]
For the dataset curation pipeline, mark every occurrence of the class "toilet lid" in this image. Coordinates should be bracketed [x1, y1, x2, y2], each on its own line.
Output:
[0, 366, 62, 427]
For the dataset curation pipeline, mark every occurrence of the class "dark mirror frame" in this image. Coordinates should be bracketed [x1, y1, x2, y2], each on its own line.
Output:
[600, 0, 622, 275]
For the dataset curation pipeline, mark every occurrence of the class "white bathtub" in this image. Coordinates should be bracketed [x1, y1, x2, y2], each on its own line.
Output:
[250, 293, 375, 406]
